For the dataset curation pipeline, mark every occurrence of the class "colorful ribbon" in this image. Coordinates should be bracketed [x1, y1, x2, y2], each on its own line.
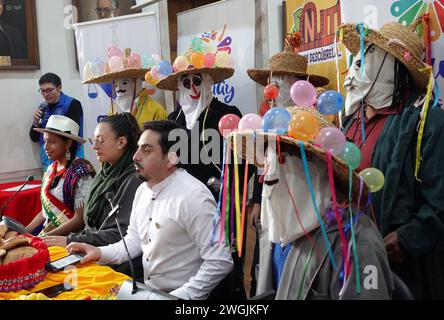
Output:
[233, 134, 242, 253]
[239, 161, 249, 257]
[298, 142, 337, 271]
[212, 140, 227, 243]
[358, 23, 367, 144]
[347, 165, 361, 294]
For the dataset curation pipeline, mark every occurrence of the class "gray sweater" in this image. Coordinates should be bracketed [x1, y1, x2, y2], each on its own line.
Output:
[67, 164, 142, 247]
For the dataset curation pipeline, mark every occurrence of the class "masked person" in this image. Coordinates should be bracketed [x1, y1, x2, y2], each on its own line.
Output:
[341, 19, 444, 299]
[232, 107, 394, 299]
[155, 45, 250, 300]
[83, 49, 168, 128]
[246, 44, 329, 296]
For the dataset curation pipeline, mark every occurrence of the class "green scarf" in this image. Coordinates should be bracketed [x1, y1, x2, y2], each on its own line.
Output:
[83, 149, 135, 227]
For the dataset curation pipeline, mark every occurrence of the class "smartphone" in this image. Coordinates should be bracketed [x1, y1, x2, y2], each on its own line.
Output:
[36, 283, 74, 298]
[45, 253, 84, 272]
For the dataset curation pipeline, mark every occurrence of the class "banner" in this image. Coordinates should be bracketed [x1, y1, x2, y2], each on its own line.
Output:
[177, 0, 256, 116]
[285, 0, 348, 94]
[73, 12, 162, 168]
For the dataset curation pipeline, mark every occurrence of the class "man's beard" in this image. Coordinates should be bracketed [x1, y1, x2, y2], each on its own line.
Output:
[134, 163, 148, 182]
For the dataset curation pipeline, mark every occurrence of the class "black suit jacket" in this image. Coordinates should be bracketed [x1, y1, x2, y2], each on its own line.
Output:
[0, 20, 26, 59]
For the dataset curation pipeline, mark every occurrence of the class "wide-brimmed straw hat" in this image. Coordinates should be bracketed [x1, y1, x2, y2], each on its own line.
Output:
[83, 68, 149, 84]
[340, 18, 429, 91]
[247, 49, 330, 88]
[34, 115, 86, 144]
[231, 106, 369, 202]
[155, 67, 234, 91]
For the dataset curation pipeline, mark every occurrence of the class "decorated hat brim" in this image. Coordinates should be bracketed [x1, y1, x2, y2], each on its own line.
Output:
[83, 68, 150, 84]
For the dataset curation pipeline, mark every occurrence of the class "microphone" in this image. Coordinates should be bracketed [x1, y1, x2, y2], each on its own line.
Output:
[105, 192, 139, 295]
[0, 176, 33, 234]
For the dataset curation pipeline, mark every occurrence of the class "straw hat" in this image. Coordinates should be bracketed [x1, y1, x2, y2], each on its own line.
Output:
[340, 18, 429, 91]
[230, 107, 369, 202]
[247, 48, 330, 88]
[34, 115, 86, 144]
[82, 48, 150, 84]
[155, 67, 234, 91]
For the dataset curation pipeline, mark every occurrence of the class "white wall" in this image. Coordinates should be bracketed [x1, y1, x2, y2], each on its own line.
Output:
[0, 0, 84, 181]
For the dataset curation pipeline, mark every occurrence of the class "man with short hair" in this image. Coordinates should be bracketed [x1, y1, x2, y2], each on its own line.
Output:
[67, 120, 233, 300]
[95, 0, 120, 19]
[30, 73, 84, 171]
[0, 0, 26, 59]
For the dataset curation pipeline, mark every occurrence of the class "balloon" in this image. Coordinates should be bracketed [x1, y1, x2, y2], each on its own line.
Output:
[288, 112, 321, 142]
[203, 53, 216, 67]
[158, 60, 173, 76]
[317, 90, 344, 115]
[239, 114, 263, 132]
[201, 42, 217, 54]
[218, 114, 241, 138]
[190, 52, 204, 68]
[264, 84, 279, 100]
[215, 51, 230, 67]
[107, 46, 123, 58]
[290, 80, 317, 107]
[152, 54, 161, 65]
[91, 57, 105, 77]
[191, 37, 204, 52]
[259, 100, 271, 116]
[145, 71, 156, 85]
[339, 142, 362, 170]
[128, 53, 141, 68]
[142, 54, 155, 68]
[314, 127, 346, 155]
[262, 107, 291, 135]
[108, 56, 124, 72]
[359, 168, 385, 192]
[174, 55, 189, 71]
[151, 66, 161, 81]
[83, 61, 93, 80]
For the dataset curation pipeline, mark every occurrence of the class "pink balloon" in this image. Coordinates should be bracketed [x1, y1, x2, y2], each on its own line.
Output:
[151, 67, 161, 80]
[128, 53, 141, 68]
[314, 127, 346, 155]
[109, 56, 124, 72]
[107, 46, 123, 58]
[218, 114, 241, 138]
[239, 114, 263, 132]
[203, 53, 216, 67]
[290, 80, 317, 106]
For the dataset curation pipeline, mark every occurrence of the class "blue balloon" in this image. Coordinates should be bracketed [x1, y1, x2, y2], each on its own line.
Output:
[317, 90, 344, 115]
[262, 107, 291, 135]
[158, 60, 173, 76]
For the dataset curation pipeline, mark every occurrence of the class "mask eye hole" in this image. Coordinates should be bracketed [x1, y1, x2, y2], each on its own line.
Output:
[192, 77, 202, 87]
[182, 78, 191, 89]
[355, 60, 361, 68]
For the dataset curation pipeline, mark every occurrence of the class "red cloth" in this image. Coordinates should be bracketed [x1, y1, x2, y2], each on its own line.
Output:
[0, 181, 42, 226]
[345, 106, 399, 172]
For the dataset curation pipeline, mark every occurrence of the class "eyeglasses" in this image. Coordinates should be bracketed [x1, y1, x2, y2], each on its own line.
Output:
[182, 76, 202, 90]
[38, 87, 57, 95]
[89, 137, 105, 146]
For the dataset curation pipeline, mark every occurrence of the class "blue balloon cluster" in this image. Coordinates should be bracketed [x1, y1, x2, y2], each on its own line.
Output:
[262, 107, 291, 135]
[158, 60, 173, 76]
[317, 90, 344, 115]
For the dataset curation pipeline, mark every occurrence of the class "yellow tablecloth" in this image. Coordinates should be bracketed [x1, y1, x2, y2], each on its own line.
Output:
[0, 246, 130, 300]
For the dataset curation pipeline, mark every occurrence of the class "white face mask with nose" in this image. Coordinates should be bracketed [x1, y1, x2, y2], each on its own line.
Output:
[271, 74, 302, 107]
[344, 45, 396, 116]
[177, 73, 214, 130]
[114, 78, 136, 113]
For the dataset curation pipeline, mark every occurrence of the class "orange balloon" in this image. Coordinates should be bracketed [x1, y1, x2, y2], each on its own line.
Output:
[288, 112, 321, 142]
[190, 52, 204, 68]
[325, 114, 336, 122]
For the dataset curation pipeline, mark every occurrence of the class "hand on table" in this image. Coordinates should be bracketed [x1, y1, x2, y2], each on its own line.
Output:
[66, 242, 101, 265]
[42, 236, 67, 248]
[383, 231, 407, 266]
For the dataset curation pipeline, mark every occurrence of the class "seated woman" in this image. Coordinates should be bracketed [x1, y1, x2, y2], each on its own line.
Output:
[25, 115, 95, 237]
[43, 113, 143, 279]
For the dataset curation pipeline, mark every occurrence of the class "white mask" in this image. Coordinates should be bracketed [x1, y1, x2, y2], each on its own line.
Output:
[261, 148, 332, 246]
[177, 73, 214, 130]
[344, 45, 396, 116]
[114, 78, 137, 113]
[271, 74, 301, 107]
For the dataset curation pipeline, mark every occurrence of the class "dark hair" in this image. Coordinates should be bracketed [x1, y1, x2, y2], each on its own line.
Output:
[100, 113, 141, 152]
[142, 120, 180, 157]
[39, 73, 62, 87]
[392, 59, 413, 107]
[49, 136, 78, 190]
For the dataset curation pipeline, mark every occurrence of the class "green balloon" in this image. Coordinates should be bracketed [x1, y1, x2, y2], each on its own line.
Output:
[339, 142, 361, 170]
[191, 37, 204, 52]
[359, 168, 385, 193]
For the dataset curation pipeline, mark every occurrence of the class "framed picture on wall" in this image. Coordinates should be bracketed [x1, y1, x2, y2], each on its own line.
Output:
[0, 0, 39, 70]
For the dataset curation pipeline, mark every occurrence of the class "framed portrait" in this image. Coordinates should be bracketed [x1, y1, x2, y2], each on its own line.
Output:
[0, 0, 39, 70]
